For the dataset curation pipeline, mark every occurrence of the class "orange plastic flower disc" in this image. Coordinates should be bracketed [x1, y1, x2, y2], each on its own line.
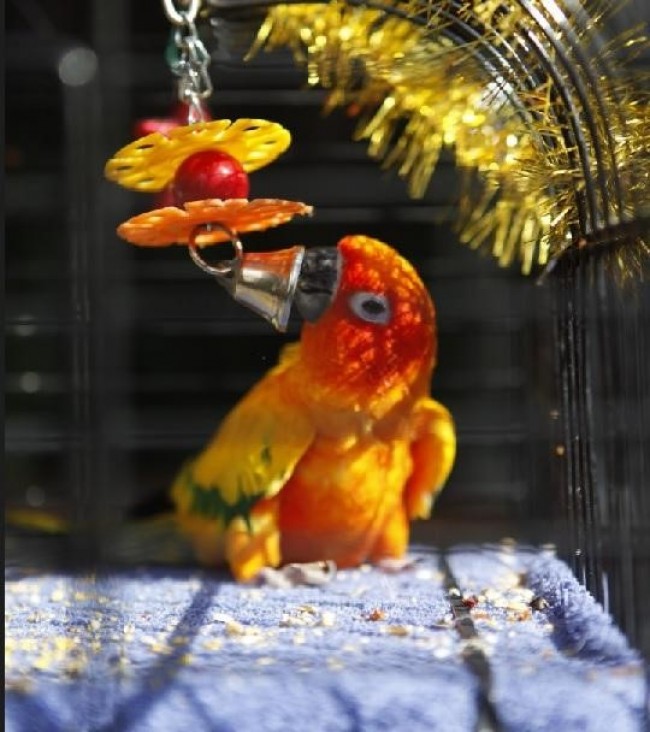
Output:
[116, 198, 313, 247]
[104, 119, 291, 192]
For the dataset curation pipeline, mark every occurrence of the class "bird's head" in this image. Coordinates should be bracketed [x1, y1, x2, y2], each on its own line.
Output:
[295, 235, 437, 415]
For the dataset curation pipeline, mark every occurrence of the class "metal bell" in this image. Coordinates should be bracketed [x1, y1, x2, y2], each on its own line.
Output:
[189, 229, 305, 332]
[228, 245, 306, 332]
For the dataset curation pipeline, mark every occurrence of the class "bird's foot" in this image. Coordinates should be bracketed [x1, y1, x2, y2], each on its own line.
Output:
[255, 560, 337, 588]
[374, 555, 421, 574]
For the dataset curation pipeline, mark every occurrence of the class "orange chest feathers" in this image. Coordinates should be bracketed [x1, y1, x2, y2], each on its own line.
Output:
[276, 433, 413, 565]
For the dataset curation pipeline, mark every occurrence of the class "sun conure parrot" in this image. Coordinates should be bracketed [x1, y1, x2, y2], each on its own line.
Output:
[171, 234, 456, 581]
[6, 235, 455, 579]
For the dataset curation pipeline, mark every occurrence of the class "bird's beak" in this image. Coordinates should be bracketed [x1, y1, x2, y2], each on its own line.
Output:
[294, 246, 341, 324]
[190, 237, 340, 332]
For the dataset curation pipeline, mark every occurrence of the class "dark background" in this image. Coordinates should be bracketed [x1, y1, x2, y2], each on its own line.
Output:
[5, 1, 649, 652]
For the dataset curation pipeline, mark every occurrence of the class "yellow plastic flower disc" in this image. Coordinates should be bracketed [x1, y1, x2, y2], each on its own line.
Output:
[116, 198, 313, 247]
[104, 119, 292, 192]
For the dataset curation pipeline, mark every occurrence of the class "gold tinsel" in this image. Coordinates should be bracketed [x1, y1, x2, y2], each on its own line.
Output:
[249, 0, 649, 280]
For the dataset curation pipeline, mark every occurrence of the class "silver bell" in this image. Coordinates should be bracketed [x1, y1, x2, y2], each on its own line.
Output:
[188, 226, 304, 332]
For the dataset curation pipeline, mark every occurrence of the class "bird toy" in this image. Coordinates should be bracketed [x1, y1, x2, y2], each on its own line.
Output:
[103, 0, 314, 327]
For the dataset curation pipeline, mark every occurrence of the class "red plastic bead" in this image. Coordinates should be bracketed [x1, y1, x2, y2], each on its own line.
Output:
[172, 150, 250, 205]
[153, 186, 178, 209]
[133, 118, 180, 138]
[171, 100, 211, 124]
[133, 101, 212, 139]
[132, 102, 216, 208]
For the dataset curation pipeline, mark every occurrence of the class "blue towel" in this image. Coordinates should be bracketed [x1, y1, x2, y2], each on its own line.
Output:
[5, 546, 648, 731]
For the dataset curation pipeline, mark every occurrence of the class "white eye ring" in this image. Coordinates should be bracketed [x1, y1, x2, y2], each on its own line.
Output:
[349, 291, 391, 325]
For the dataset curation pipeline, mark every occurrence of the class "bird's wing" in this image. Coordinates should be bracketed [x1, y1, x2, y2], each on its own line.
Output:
[403, 397, 456, 519]
[172, 358, 315, 527]
[170, 346, 315, 578]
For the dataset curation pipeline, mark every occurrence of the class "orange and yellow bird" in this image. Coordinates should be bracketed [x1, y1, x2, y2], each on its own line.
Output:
[171, 234, 456, 581]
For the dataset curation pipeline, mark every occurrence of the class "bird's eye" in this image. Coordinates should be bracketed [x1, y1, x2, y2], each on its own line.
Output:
[349, 292, 391, 325]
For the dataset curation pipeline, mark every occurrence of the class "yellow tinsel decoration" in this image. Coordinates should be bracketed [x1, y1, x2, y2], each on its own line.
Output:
[249, 0, 649, 280]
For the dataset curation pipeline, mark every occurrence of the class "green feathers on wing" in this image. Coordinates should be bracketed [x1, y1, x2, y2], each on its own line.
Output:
[183, 445, 272, 530]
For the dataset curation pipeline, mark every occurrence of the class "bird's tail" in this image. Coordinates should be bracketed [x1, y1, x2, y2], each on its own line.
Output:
[109, 513, 195, 565]
[5, 507, 69, 535]
[6, 506, 195, 566]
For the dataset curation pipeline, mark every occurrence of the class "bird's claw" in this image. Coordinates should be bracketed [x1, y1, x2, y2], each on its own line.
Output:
[255, 560, 337, 588]
[375, 556, 421, 574]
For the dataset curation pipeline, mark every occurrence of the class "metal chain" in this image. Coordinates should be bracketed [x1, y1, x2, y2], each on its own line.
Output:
[162, 0, 212, 122]
[162, 0, 200, 26]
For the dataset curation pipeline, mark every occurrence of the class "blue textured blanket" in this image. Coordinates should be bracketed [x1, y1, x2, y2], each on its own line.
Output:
[5, 546, 648, 731]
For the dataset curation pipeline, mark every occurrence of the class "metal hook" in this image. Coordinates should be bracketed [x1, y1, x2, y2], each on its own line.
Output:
[187, 224, 307, 331]
[187, 223, 243, 281]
